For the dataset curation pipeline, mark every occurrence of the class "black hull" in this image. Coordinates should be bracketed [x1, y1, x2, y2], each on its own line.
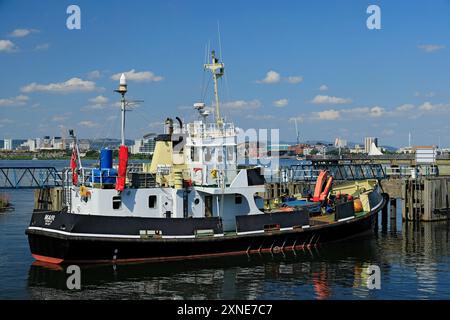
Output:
[27, 214, 377, 264]
[26, 194, 387, 264]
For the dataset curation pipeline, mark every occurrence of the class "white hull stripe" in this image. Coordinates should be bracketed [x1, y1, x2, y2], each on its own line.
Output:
[236, 230, 264, 236]
[27, 226, 219, 240]
[237, 226, 296, 236]
[338, 216, 355, 222]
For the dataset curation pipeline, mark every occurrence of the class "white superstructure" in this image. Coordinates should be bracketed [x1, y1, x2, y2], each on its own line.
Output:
[66, 51, 265, 231]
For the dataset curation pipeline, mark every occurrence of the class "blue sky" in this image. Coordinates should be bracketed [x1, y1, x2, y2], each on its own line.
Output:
[1, 0, 450, 147]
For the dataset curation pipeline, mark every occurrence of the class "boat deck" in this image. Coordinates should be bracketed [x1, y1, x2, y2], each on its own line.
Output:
[309, 210, 369, 225]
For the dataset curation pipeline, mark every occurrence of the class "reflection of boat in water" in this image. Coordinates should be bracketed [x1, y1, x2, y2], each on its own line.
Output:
[27, 235, 383, 299]
[26, 51, 387, 265]
[0, 193, 13, 213]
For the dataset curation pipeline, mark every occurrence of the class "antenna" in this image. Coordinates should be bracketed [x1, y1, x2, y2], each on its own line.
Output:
[217, 21, 223, 61]
[294, 118, 300, 145]
[204, 50, 224, 125]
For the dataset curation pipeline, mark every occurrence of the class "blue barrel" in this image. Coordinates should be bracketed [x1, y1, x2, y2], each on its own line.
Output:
[100, 148, 113, 169]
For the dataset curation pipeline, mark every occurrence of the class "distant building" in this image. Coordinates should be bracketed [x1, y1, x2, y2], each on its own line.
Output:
[69, 139, 91, 152]
[19, 139, 37, 152]
[302, 147, 314, 156]
[131, 137, 156, 155]
[364, 137, 378, 154]
[288, 143, 309, 156]
[334, 138, 347, 148]
[397, 146, 414, 154]
[38, 136, 66, 150]
[350, 144, 365, 154]
[3, 139, 12, 150]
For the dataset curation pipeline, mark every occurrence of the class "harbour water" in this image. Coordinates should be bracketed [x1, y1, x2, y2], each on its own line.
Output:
[1, 160, 450, 299]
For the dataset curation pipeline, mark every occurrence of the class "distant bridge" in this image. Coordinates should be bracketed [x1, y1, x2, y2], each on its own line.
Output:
[0, 167, 63, 189]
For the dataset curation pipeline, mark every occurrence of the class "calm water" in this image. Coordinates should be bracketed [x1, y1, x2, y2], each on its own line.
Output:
[1, 160, 450, 299]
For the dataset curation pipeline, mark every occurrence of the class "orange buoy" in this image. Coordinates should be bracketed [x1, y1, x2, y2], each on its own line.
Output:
[353, 198, 363, 212]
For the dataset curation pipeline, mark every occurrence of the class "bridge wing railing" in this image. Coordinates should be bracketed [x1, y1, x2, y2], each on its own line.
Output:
[264, 163, 386, 183]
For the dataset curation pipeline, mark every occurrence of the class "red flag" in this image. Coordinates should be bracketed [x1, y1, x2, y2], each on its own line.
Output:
[116, 145, 128, 192]
[71, 147, 78, 185]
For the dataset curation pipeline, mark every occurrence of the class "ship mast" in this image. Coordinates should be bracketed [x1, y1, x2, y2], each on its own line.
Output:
[114, 73, 128, 145]
[204, 50, 224, 125]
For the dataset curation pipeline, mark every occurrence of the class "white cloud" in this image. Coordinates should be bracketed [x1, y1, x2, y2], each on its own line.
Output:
[21, 78, 97, 93]
[222, 99, 261, 110]
[9, 28, 38, 38]
[286, 76, 303, 84]
[88, 95, 109, 109]
[78, 120, 99, 128]
[257, 70, 281, 84]
[396, 104, 415, 112]
[312, 105, 386, 121]
[111, 69, 163, 82]
[87, 70, 102, 79]
[369, 106, 385, 117]
[311, 95, 352, 105]
[34, 43, 50, 51]
[382, 129, 395, 136]
[273, 99, 288, 108]
[0, 40, 18, 52]
[257, 71, 303, 84]
[314, 109, 341, 120]
[419, 102, 435, 111]
[418, 44, 445, 53]
[319, 85, 328, 91]
[0, 95, 29, 107]
[417, 101, 450, 113]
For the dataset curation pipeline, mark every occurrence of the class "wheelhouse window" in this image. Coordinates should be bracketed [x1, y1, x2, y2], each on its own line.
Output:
[235, 194, 243, 204]
[227, 146, 234, 161]
[204, 147, 212, 162]
[191, 147, 200, 162]
[148, 195, 157, 208]
[217, 148, 223, 163]
[112, 196, 122, 209]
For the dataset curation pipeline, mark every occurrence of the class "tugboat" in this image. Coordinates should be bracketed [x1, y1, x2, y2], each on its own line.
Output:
[26, 51, 387, 264]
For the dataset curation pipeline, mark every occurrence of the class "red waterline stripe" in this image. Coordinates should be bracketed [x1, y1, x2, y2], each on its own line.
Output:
[32, 254, 64, 264]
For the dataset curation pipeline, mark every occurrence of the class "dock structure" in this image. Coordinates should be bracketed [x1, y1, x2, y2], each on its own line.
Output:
[401, 177, 450, 221]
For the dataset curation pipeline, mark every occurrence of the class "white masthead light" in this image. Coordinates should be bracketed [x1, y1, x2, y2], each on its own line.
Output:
[116, 73, 127, 94]
[120, 73, 127, 86]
